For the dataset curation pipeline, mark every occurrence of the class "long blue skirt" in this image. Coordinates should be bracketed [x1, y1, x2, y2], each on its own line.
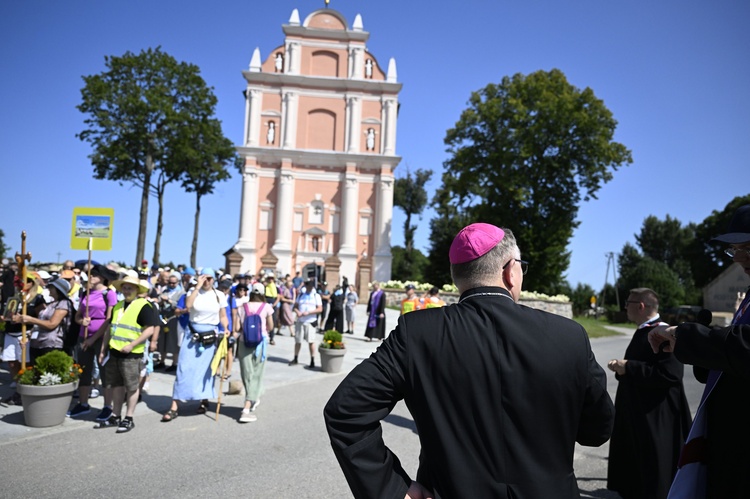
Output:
[172, 323, 217, 401]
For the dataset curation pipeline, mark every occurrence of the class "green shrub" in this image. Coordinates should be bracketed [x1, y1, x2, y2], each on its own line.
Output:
[320, 330, 345, 349]
[18, 350, 80, 386]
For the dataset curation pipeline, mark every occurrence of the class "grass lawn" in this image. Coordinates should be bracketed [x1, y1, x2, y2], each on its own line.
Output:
[573, 315, 623, 338]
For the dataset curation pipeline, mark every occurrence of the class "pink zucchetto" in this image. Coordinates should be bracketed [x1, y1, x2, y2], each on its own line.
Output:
[449, 223, 505, 265]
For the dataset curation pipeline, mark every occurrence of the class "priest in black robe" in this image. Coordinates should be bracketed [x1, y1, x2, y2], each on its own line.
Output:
[607, 287, 692, 499]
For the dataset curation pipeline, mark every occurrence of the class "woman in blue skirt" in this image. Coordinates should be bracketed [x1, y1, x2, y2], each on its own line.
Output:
[161, 268, 228, 422]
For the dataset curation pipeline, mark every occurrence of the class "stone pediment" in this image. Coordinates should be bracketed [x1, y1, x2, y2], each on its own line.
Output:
[304, 227, 327, 236]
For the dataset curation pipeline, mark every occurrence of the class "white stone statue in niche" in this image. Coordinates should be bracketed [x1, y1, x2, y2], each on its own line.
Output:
[365, 58, 373, 78]
[275, 53, 284, 73]
[267, 121, 276, 145]
[365, 128, 377, 151]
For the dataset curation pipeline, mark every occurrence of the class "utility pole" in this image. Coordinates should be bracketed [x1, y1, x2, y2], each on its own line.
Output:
[597, 252, 620, 318]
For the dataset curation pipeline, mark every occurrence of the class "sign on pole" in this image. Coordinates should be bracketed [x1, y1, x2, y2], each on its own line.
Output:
[70, 207, 114, 251]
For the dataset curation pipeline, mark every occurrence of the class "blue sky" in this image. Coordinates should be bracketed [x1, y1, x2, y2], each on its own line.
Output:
[1, 1, 748, 290]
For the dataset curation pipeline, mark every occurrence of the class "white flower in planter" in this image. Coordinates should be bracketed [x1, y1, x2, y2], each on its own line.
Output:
[39, 373, 62, 386]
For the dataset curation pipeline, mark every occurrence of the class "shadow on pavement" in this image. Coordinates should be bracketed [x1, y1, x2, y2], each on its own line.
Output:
[1, 410, 26, 426]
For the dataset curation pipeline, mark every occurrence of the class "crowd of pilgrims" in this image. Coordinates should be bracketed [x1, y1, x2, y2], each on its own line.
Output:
[0, 259, 361, 428]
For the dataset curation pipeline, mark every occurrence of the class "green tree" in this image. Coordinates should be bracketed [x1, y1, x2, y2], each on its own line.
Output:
[393, 168, 432, 283]
[569, 282, 597, 316]
[77, 47, 229, 266]
[618, 242, 685, 308]
[391, 246, 429, 283]
[436, 69, 632, 294]
[690, 194, 750, 288]
[425, 187, 470, 288]
[175, 119, 239, 268]
[394, 168, 432, 253]
[0, 229, 9, 260]
[635, 214, 699, 304]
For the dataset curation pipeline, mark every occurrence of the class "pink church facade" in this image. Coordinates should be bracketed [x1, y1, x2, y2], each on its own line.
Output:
[225, 8, 402, 289]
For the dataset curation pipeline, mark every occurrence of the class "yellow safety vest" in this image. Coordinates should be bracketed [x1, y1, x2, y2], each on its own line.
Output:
[265, 283, 278, 298]
[424, 298, 446, 309]
[109, 298, 150, 354]
[401, 298, 421, 314]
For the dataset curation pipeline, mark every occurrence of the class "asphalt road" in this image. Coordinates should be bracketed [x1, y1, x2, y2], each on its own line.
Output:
[0, 311, 703, 498]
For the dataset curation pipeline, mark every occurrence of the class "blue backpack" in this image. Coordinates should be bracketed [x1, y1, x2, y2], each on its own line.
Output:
[242, 302, 265, 347]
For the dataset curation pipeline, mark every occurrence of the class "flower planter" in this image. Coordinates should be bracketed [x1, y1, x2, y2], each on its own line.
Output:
[17, 381, 78, 428]
[319, 348, 346, 373]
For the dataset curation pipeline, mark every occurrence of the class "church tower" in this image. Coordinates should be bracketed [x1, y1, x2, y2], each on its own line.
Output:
[227, 7, 402, 289]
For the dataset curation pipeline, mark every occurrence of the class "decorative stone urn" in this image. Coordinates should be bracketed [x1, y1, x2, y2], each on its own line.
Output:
[17, 381, 78, 428]
[319, 348, 346, 373]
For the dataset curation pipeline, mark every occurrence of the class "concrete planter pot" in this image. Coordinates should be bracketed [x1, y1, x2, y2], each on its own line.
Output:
[319, 348, 346, 373]
[17, 381, 78, 428]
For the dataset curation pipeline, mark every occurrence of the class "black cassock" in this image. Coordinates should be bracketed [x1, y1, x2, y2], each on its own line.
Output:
[607, 323, 693, 499]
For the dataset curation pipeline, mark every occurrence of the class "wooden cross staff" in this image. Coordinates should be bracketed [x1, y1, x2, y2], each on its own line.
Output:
[15, 231, 32, 371]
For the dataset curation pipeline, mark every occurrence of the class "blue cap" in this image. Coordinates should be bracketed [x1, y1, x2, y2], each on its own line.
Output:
[200, 267, 215, 277]
[183, 266, 196, 276]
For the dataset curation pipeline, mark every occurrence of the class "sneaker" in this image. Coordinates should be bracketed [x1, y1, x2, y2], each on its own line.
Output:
[250, 399, 260, 412]
[94, 415, 120, 429]
[95, 406, 113, 422]
[73, 389, 79, 398]
[67, 403, 91, 418]
[238, 409, 257, 423]
[288, 359, 298, 366]
[116, 417, 135, 433]
[90, 388, 100, 399]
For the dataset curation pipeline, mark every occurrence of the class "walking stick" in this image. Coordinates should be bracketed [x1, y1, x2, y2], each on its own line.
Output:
[213, 333, 228, 422]
[215, 356, 227, 423]
[15, 232, 32, 371]
[82, 238, 93, 339]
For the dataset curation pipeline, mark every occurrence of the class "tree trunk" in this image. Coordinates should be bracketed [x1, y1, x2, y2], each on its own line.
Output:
[152, 186, 164, 265]
[135, 166, 152, 267]
[190, 193, 202, 268]
[404, 212, 413, 253]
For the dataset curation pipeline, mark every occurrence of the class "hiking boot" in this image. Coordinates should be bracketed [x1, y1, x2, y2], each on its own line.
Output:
[95, 406, 113, 422]
[67, 403, 91, 418]
[116, 417, 135, 433]
[94, 415, 120, 429]
[288, 358, 298, 366]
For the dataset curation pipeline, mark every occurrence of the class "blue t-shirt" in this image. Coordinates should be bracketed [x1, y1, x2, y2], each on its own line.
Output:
[223, 296, 237, 333]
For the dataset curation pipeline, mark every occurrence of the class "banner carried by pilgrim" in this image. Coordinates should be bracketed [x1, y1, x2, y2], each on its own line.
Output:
[70, 207, 114, 251]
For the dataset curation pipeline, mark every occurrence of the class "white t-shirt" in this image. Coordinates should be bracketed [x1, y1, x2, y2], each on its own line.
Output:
[296, 289, 322, 324]
[189, 287, 228, 325]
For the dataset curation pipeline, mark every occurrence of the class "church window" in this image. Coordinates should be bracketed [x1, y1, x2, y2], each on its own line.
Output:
[359, 216, 371, 236]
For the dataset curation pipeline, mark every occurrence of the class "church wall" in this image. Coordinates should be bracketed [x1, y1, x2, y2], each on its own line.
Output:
[357, 180, 377, 258]
[301, 47, 347, 78]
[297, 95, 346, 150]
[307, 11, 347, 30]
